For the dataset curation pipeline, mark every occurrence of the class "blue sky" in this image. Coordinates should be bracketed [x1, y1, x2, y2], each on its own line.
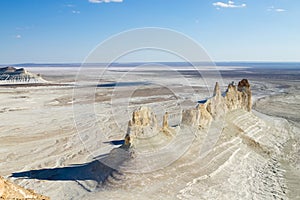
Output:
[0, 0, 299, 64]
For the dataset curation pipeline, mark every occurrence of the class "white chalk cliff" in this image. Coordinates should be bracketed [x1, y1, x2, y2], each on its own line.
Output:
[0, 66, 46, 83]
[125, 79, 253, 146]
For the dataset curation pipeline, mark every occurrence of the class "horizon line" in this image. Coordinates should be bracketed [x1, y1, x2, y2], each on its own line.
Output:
[1, 61, 300, 66]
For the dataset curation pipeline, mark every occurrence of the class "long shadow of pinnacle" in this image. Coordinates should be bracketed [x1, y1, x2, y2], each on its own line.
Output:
[10, 144, 130, 184]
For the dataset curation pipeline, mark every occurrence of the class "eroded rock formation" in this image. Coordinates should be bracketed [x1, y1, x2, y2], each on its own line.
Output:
[180, 79, 252, 129]
[206, 81, 225, 119]
[197, 103, 213, 129]
[237, 79, 252, 111]
[0, 176, 49, 199]
[124, 106, 158, 147]
[126, 106, 158, 138]
[124, 106, 176, 147]
[225, 79, 252, 112]
[124, 79, 252, 147]
[161, 112, 174, 136]
[0, 66, 45, 83]
[181, 103, 212, 129]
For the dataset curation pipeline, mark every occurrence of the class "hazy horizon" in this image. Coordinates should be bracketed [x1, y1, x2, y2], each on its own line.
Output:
[2, 61, 300, 70]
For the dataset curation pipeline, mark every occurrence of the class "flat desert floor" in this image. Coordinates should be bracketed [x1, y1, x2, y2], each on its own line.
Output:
[0, 66, 299, 199]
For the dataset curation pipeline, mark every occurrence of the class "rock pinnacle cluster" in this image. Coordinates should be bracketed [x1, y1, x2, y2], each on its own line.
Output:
[124, 79, 252, 147]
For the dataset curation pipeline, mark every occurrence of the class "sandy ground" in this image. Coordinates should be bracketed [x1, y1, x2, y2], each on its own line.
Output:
[0, 66, 299, 199]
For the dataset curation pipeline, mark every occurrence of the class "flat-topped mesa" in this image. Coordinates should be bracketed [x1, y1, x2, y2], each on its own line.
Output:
[0, 66, 17, 73]
[0, 66, 45, 83]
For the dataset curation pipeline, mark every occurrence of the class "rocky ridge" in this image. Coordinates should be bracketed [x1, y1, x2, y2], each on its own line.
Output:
[124, 79, 252, 147]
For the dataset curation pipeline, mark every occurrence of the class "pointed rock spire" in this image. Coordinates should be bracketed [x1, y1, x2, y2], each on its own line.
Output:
[213, 82, 221, 97]
[162, 112, 169, 128]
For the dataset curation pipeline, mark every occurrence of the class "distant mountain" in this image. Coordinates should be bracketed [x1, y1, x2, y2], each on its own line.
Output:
[1, 62, 299, 69]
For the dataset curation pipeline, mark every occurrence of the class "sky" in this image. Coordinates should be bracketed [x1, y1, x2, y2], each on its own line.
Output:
[0, 0, 299, 64]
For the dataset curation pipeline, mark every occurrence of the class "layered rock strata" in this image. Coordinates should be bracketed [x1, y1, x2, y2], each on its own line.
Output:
[124, 79, 252, 146]
[0, 66, 45, 83]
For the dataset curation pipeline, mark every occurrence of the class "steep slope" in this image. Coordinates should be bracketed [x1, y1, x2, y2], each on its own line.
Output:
[0, 176, 49, 199]
[125, 79, 252, 149]
[97, 79, 290, 199]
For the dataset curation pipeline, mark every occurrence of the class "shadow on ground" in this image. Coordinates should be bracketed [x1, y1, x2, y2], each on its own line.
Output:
[11, 145, 131, 184]
[103, 139, 125, 146]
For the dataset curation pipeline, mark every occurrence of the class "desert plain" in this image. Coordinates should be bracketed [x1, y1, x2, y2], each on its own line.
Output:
[0, 64, 299, 199]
